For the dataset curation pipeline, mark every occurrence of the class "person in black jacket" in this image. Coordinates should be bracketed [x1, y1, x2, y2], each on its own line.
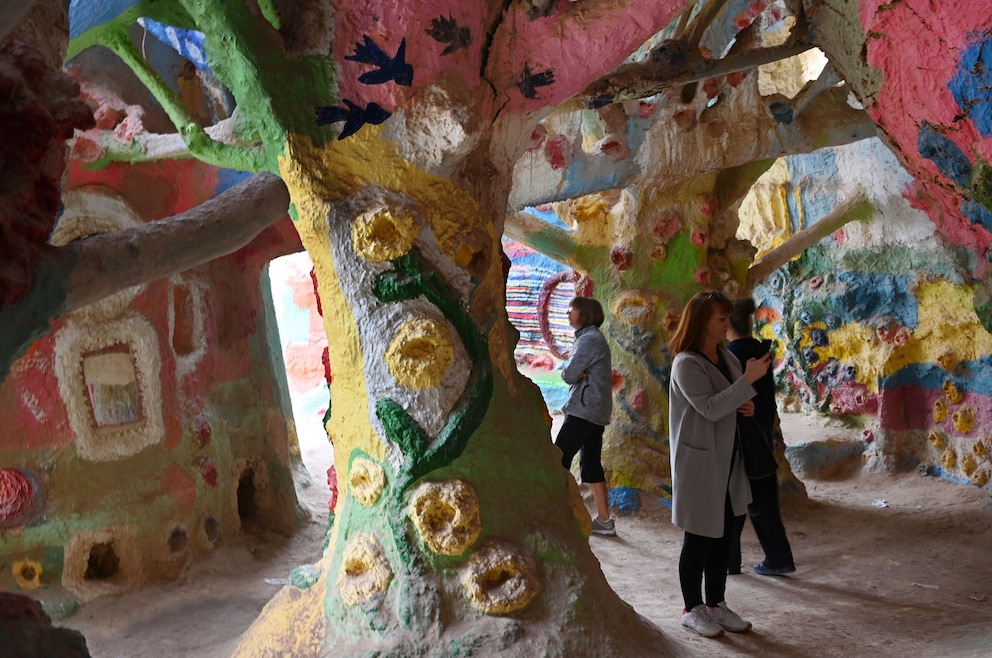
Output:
[726, 298, 796, 576]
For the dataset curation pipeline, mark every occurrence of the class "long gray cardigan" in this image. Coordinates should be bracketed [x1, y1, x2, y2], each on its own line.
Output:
[669, 347, 755, 538]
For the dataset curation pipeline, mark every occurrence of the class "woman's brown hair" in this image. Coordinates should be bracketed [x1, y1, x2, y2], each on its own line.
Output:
[730, 297, 757, 336]
[668, 290, 734, 354]
[570, 296, 605, 328]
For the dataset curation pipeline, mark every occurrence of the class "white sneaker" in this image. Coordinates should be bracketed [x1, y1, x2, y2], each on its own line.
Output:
[706, 601, 752, 632]
[681, 604, 724, 637]
[591, 517, 616, 536]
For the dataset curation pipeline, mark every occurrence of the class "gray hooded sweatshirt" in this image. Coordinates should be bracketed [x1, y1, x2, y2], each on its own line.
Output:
[561, 325, 613, 426]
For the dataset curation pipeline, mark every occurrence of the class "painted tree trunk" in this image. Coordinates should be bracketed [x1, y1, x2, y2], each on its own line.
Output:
[230, 140, 677, 655]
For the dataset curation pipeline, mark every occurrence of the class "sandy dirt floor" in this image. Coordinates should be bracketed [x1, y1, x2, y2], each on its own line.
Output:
[64, 413, 992, 657]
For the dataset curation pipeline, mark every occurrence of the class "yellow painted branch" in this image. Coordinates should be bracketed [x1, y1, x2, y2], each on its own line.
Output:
[747, 191, 872, 287]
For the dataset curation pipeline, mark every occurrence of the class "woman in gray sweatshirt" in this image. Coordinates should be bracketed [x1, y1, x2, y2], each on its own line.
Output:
[555, 296, 615, 536]
[668, 290, 771, 637]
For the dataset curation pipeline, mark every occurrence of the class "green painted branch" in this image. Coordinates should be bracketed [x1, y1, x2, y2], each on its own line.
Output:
[178, 0, 336, 167]
[747, 191, 873, 287]
[58, 173, 290, 312]
[504, 211, 577, 264]
[106, 32, 257, 170]
[82, 114, 265, 167]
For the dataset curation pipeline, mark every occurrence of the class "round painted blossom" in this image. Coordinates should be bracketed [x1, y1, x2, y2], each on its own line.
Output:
[408, 479, 481, 556]
[351, 205, 419, 263]
[932, 397, 949, 423]
[336, 533, 393, 605]
[12, 559, 42, 590]
[0, 469, 35, 528]
[609, 246, 633, 270]
[385, 317, 455, 389]
[952, 405, 975, 434]
[942, 380, 964, 404]
[460, 540, 540, 615]
[349, 458, 386, 507]
[810, 328, 829, 347]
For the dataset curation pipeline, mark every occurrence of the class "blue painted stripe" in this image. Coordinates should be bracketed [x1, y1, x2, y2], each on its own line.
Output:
[69, 0, 141, 40]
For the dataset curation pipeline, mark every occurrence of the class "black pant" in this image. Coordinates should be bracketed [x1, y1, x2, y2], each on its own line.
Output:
[554, 415, 606, 483]
[680, 494, 738, 610]
[728, 473, 795, 571]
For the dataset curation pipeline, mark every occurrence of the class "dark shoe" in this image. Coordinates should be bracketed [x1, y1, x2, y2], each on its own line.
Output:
[727, 567, 742, 576]
[754, 561, 796, 576]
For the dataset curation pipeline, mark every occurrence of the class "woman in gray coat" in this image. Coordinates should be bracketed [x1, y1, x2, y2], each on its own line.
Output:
[668, 290, 771, 637]
[555, 297, 615, 536]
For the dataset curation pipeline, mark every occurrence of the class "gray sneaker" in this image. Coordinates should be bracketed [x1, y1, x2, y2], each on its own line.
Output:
[706, 601, 752, 632]
[591, 517, 616, 536]
[681, 604, 724, 637]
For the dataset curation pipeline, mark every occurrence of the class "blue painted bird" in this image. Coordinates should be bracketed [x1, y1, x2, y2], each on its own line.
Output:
[346, 36, 413, 86]
[425, 15, 471, 56]
[314, 100, 391, 139]
[516, 63, 555, 100]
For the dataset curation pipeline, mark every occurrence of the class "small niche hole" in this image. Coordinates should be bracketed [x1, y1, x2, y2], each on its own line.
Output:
[84, 542, 120, 581]
[168, 526, 189, 555]
[203, 517, 220, 542]
[237, 469, 257, 523]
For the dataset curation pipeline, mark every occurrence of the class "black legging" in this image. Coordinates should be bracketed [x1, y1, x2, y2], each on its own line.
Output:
[679, 493, 739, 610]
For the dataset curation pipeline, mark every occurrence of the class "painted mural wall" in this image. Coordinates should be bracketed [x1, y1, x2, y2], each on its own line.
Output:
[743, 135, 992, 489]
[0, 157, 304, 616]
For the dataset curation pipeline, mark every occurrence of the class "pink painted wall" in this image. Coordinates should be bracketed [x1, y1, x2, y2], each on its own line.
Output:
[0, 157, 304, 611]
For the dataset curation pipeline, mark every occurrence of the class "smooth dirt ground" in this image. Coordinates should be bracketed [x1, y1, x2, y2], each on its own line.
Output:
[65, 413, 992, 657]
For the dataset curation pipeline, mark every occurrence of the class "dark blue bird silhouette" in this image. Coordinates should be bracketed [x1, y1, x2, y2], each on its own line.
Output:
[346, 36, 413, 86]
[426, 15, 471, 56]
[516, 63, 555, 100]
[314, 100, 391, 139]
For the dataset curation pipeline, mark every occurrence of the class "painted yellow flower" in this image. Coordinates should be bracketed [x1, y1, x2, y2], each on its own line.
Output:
[610, 292, 657, 330]
[460, 540, 540, 615]
[349, 457, 386, 507]
[938, 352, 959, 372]
[941, 448, 956, 469]
[970, 469, 989, 487]
[932, 397, 948, 423]
[927, 431, 946, 449]
[336, 533, 393, 606]
[952, 405, 975, 434]
[408, 479, 481, 556]
[385, 317, 455, 389]
[942, 380, 964, 404]
[13, 559, 42, 590]
[351, 205, 418, 263]
[960, 453, 978, 476]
